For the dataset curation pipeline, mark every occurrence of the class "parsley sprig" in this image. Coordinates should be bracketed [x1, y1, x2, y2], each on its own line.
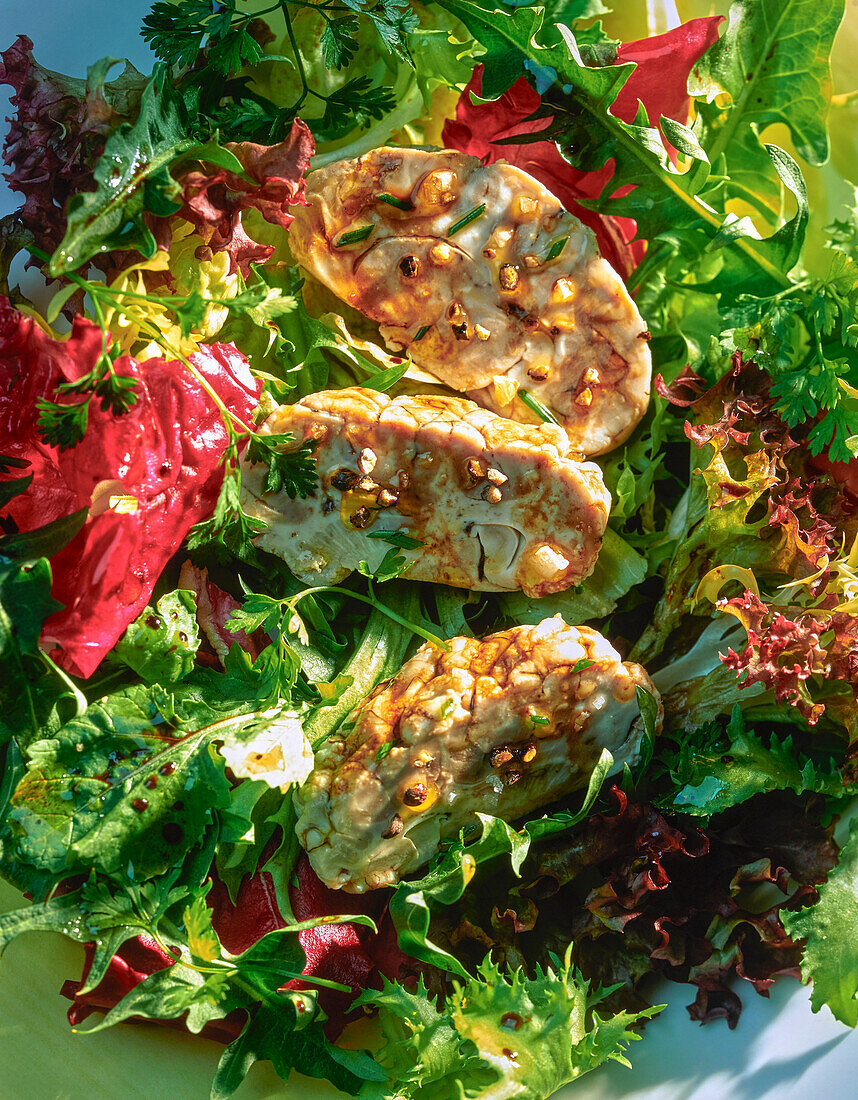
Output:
[142, 0, 417, 143]
[29, 250, 319, 558]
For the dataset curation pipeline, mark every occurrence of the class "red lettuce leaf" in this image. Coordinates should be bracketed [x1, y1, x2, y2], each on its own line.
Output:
[177, 560, 264, 666]
[0, 36, 146, 258]
[441, 18, 722, 279]
[61, 858, 408, 1042]
[447, 787, 835, 1028]
[0, 299, 261, 677]
[178, 122, 315, 276]
[720, 589, 858, 724]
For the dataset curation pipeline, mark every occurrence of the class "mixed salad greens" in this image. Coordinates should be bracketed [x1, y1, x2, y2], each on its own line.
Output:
[2, 0, 858, 1096]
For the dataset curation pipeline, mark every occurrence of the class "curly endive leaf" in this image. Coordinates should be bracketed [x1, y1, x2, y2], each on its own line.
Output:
[783, 820, 858, 1027]
[663, 706, 844, 818]
[356, 949, 662, 1100]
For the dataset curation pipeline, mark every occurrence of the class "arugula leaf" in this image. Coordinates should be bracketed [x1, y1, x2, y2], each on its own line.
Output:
[0, 473, 33, 511]
[0, 507, 88, 561]
[783, 820, 858, 1026]
[49, 67, 189, 274]
[213, 1005, 382, 1100]
[113, 590, 200, 684]
[215, 782, 295, 905]
[692, 0, 844, 168]
[0, 889, 94, 954]
[79, 957, 237, 1036]
[0, 558, 63, 746]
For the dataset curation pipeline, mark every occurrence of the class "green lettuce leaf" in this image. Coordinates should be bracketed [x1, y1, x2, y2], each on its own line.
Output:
[7, 682, 236, 877]
[783, 819, 858, 1026]
[661, 706, 844, 818]
[112, 590, 200, 684]
[692, 0, 844, 169]
[499, 528, 647, 626]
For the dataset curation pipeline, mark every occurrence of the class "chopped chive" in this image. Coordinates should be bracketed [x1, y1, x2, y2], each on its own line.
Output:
[336, 224, 375, 247]
[413, 324, 430, 342]
[377, 192, 414, 211]
[519, 388, 560, 425]
[572, 658, 595, 673]
[440, 699, 455, 719]
[546, 236, 570, 261]
[528, 711, 550, 726]
[375, 742, 394, 763]
[448, 202, 486, 238]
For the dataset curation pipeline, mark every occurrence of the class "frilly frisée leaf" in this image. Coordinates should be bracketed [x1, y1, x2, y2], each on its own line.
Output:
[784, 820, 858, 1027]
[356, 948, 663, 1100]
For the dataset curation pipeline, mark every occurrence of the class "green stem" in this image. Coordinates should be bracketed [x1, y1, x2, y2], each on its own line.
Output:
[280, 2, 308, 111]
[303, 585, 420, 748]
[287, 584, 447, 652]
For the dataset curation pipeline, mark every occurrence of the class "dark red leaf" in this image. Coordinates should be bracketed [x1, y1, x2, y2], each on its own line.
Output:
[0, 36, 146, 259]
[178, 121, 315, 276]
[177, 560, 264, 665]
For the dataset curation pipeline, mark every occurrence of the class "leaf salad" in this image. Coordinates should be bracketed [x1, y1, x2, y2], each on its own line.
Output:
[2, 0, 858, 1097]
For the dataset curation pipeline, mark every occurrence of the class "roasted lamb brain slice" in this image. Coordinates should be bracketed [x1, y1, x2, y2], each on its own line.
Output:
[290, 147, 651, 455]
[293, 617, 661, 893]
[239, 387, 610, 597]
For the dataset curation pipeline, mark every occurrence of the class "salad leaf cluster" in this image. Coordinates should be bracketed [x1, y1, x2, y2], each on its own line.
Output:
[2, 1, 858, 1098]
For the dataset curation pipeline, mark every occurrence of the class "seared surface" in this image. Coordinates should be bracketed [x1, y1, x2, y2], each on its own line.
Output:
[290, 147, 652, 455]
[294, 617, 660, 892]
[240, 388, 610, 597]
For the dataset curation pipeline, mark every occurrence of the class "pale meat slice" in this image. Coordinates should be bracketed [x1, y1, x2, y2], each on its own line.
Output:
[293, 616, 661, 893]
[240, 388, 609, 597]
[289, 147, 652, 456]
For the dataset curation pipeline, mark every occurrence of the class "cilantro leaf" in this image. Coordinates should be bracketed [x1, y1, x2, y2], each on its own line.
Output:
[185, 469, 266, 563]
[357, 545, 413, 583]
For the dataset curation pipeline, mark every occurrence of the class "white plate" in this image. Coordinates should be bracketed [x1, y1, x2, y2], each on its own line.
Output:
[2, 2, 858, 1097]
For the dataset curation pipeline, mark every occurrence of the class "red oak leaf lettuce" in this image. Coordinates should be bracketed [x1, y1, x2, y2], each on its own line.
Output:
[0, 35, 146, 257]
[441, 18, 722, 279]
[0, 299, 260, 677]
[179, 122, 315, 275]
[449, 787, 835, 1028]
